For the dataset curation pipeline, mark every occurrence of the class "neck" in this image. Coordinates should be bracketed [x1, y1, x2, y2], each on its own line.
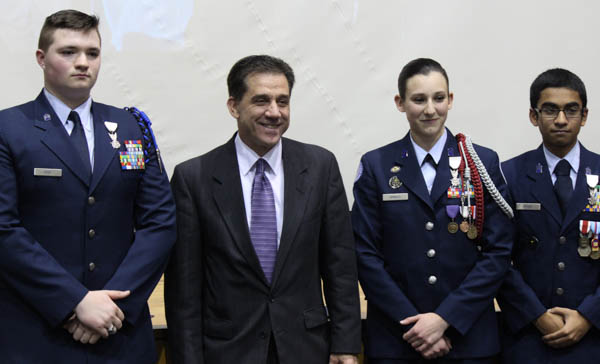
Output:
[545, 141, 576, 159]
[411, 130, 444, 152]
[45, 85, 89, 110]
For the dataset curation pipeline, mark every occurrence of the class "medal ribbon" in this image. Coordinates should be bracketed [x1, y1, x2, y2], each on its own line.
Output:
[446, 205, 459, 219]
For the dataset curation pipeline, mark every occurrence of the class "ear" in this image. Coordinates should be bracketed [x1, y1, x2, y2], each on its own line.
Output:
[36, 49, 46, 69]
[447, 92, 454, 110]
[529, 108, 539, 127]
[394, 94, 405, 112]
[580, 108, 588, 127]
[226, 97, 239, 119]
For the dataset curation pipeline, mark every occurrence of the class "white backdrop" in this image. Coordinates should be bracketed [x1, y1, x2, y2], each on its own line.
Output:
[2, 1, 599, 202]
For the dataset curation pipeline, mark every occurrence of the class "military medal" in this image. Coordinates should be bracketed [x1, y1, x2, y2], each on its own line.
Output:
[459, 206, 470, 232]
[467, 224, 478, 240]
[389, 175, 402, 189]
[579, 220, 592, 257]
[591, 237, 600, 260]
[449, 156, 462, 187]
[104, 121, 120, 149]
[446, 205, 459, 233]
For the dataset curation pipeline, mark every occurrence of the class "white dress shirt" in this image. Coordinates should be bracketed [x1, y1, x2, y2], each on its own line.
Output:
[543, 142, 580, 190]
[44, 88, 95, 168]
[235, 134, 284, 247]
[411, 131, 447, 194]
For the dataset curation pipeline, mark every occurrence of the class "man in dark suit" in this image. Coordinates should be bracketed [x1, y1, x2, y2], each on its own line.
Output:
[165, 55, 361, 364]
[498, 68, 600, 363]
[0, 10, 176, 363]
[352, 58, 514, 363]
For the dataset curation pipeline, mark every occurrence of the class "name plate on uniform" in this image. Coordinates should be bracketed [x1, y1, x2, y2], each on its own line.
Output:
[33, 168, 62, 177]
[516, 202, 541, 211]
[382, 193, 408, 201]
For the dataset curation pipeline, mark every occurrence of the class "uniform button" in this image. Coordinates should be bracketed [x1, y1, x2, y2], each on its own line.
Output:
[88, 196, 96, 205]
[428, 275, 437, 285]
[88, 229, 96, 238]
[476, 245, 482, 252]
[426, 249, 436, 258]
[557, 262, 565, 271]
[425, 222, 434, 231]
[556, 287, 564, 295]
[88, 262, 96, 271]
[559, 236, 567, 244]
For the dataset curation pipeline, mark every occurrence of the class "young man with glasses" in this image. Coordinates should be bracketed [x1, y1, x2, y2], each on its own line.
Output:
[498, 68, 600, 363]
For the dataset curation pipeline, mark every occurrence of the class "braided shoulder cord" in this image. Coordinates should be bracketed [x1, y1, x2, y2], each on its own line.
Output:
[124, 107, 163, 173]
[456, 133, 485, 238]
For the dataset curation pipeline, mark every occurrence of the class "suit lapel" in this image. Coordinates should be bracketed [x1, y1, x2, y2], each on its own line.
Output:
[396, 133, 433, 210]
[212, 137, 269, 285]
[271, 139, 309, 288]
[527, 146, 562, 225]
[34, 91, 90, 187]
[89, 103, 119, 193]
[563, 145, 595, 230]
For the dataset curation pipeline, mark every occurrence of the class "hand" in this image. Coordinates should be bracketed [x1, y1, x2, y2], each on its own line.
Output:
[63, 317, 102, 344]
[74, 290, 130, 337]
[534, 310, 564, 335]
[329, 354, 358, 364]
[421, 335, 452, 360]
[400, 312, 449, 354]
[542, 307, 591, 348]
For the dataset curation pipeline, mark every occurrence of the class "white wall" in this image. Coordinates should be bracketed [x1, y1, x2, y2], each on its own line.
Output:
[2, 1, 598, 202]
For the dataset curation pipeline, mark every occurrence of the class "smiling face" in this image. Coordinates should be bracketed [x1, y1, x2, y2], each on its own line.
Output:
[395, 71, 453, 150]
[227, 72, 290, 156]
[36, 28, 101, 109]
[530, 87, 587, 158]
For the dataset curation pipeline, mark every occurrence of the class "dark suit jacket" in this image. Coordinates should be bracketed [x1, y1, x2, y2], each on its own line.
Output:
[498, 144, 600, 364]
[352, 129, 513, 360]
[0, 91, 176, 364]
[165, 136, 361, 364]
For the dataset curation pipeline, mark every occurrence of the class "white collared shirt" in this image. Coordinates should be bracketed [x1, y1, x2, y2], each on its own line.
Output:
[44, 88, 95, 168]
[410, 131, 447, 194]
[235, 134, 284, 247]
[543, 142, 579, 189]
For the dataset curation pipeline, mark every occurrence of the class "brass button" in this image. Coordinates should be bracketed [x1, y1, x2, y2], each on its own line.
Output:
[88, 196, 95, 205]
[557, 262, 565, 271]
[428, 275, 437, 285]
[427, 249, 436, 258]
[559, 236, 567, 244]
[556, 287, 564, 295]
[425, 222, 434, 231]
[88, 229, 96, 238]
[88, 262, 96, 272]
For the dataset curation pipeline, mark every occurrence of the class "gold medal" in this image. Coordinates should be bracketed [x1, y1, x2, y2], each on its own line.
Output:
[578, 245, 592, 257]
[591, 250, 600, 260]
[467, 225, 478, 240]
[459, 220, 470, 233]
[448, 222, 458, 234]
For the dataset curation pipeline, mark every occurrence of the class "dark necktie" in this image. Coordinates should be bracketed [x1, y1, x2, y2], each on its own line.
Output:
[554, 159, 572, 217]
[250, 159, 277, 284]
[424, 153, 437, 169]
[68, 111, 91, 177]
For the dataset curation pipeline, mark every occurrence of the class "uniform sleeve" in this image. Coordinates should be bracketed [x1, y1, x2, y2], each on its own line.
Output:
[0, 125, 88, 327]
[164, 164, 205, 364]
[352, 155, 420, 324]
[434, 151, 514, 335]
[319, 153, 362, 354]
[102, 129, 176, 325]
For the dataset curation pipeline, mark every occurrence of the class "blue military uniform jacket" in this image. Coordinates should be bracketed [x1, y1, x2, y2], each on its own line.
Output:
[498, 144, 600, 364]
[352, 129, 513, 360]
[0, 91, 176, 363]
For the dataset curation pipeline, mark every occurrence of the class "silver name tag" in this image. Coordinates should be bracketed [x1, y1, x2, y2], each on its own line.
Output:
[33, 168, 62, 177]
[516, 202, 541, 211]
[382, 193, 408, 201]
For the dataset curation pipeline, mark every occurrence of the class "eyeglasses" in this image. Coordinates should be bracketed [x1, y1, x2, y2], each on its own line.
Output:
[535, 106, 583, 120]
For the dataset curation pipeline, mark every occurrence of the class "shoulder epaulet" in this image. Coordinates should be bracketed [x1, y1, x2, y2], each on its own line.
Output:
[124, 106, 163, 173]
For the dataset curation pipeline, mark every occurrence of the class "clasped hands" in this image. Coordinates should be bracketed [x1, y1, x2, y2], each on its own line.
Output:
[534, 307, 591, 348]
[63, 290, 130, 344]
[400, 312, 451, 360]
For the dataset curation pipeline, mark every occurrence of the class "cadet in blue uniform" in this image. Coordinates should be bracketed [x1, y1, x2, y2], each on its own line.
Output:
[498, 68, 600, 363]
[0, 10, 175, 363]
[352, 58, 514, 363]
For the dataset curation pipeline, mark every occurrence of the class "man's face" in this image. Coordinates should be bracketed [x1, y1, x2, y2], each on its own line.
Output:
[395, 71, 453, 148]
[227, 72, 290, 156]
[36, 28, 101, 107]
[530, 87, 587, 157]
